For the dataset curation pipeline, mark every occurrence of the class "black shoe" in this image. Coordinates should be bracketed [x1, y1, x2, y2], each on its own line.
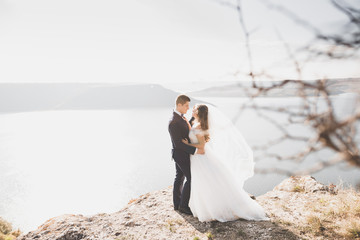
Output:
[179, 206, 193, 215]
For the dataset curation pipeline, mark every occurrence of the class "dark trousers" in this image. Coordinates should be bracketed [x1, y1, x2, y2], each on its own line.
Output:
[173, 158, 191, 209]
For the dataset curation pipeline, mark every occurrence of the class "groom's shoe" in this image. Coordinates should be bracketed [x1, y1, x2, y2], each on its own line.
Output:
[179, 206, 193, 215]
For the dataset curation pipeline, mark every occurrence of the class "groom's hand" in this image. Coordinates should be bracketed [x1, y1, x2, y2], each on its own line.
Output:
[197, 148, 205, 155]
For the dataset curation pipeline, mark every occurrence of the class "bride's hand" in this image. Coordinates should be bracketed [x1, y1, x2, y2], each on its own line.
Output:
[197, 148, 205, 155]
[182, 139, 189, 144]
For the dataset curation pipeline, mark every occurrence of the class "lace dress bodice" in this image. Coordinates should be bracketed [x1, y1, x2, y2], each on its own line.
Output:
[189, 125, 207, 144]
[189, 128, 200, 144]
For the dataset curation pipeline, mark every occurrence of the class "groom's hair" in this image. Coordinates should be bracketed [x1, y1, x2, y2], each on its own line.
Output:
[176, 95, 191, 105]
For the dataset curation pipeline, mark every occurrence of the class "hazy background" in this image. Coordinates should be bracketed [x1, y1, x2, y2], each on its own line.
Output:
[0, 0, 359, 87]
[0, 0, 359, 234]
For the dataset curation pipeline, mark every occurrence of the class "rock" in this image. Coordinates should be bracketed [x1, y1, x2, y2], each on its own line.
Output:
[124, 221, 135, 227]
[56, 228, 85, 240]
[273, 175, 337, 194]
[18, 176, 342, 240]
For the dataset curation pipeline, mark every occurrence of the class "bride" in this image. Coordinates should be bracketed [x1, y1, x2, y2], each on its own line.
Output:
[182, 104, 269, 222]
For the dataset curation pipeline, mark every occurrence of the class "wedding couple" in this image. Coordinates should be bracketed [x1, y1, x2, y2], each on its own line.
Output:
[168, 95, 269, 222]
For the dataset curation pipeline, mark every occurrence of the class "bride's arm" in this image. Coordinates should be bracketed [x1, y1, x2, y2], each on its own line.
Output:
[182, 134, 205, 149]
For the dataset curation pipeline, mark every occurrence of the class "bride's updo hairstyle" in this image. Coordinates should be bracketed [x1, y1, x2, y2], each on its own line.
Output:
[197, 104, 210, 142]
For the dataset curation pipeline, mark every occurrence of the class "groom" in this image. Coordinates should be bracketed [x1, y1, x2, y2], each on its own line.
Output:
[168, 95, 204, 215]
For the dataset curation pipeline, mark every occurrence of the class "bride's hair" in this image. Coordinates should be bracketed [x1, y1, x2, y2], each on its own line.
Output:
[197, 104, 210, 142]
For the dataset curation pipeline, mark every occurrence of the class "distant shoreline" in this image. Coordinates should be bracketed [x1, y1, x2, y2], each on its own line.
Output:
[0, 79, 358, 113]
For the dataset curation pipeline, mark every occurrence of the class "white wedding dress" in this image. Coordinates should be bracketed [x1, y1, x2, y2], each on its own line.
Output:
[188, 105, 269, 222]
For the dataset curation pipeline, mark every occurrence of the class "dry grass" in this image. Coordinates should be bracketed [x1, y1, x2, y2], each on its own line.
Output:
[265, 179, 360, 240]
[355, 205, 360, 217]
[292, 185, 305, 192]
[347, 222, 360, 239]
[206, 232, 214, 240]
[0, 217, 21, 240]
[0, 218, 11, 235]
[306, 215, 325, 234]
[297, 187, 359, 239]
[308, 187, 360, 239]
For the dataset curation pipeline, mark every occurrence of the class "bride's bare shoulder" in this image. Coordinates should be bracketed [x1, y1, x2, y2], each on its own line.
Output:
[192, 122, 201, 129]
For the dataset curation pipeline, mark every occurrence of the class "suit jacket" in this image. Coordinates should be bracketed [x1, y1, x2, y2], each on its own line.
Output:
[168, 112, 196, 161]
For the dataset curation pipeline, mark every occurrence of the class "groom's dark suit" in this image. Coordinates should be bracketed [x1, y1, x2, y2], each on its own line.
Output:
[168, 112, 196, 210]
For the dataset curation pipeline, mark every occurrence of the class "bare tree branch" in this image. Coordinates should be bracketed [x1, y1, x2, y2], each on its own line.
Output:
[219, 0, 360, 175]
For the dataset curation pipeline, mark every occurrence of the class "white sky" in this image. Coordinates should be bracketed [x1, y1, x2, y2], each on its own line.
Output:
[0, 0, 359, 84]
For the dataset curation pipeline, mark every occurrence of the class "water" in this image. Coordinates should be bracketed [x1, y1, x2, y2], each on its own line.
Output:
[0, 109, 174, 232]
[1, 95, 359, 232]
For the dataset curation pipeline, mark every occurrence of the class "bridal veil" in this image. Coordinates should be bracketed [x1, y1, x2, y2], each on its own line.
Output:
[204, 104, 255, 188]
